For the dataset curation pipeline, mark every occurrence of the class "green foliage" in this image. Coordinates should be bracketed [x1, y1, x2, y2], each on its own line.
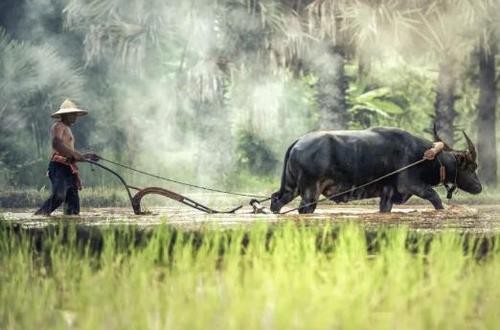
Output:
[1, 223, 500, 329]
[347, 84, 407, 128]
[0, 28, 85, 187]
[349, 62, 437, 136]
[236, 129, 278, 176]
[1, 0, 499, 191]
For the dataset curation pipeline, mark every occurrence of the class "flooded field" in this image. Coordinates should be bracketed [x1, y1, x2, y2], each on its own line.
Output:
[2, 201, 500, 329]
[1, 212, 499, 330]
[2, 202, 500, 233]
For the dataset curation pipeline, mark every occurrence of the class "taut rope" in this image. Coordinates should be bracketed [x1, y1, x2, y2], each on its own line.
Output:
[280, 158, 428, 214]
[96, 156, 268, 199]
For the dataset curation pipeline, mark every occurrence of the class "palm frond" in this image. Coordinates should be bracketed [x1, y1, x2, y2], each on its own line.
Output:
[0, 28, 84, 145]
[64, 0, 173, 72]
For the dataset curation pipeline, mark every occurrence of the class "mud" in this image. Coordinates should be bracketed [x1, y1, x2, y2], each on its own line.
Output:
[1, 203, 500, 233]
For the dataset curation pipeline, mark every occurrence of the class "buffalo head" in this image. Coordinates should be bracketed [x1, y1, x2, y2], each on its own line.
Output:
[452, 131, 482, 194]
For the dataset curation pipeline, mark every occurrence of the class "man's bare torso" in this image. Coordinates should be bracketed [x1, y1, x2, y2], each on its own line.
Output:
[51, 121, 75, 153]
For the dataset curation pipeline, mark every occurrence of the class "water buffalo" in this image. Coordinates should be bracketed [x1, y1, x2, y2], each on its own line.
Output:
[270, 127, 482, 214]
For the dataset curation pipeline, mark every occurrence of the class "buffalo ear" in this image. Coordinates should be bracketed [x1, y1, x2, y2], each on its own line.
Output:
[433, 123, 452, 150]
[462, 131, 477, 162]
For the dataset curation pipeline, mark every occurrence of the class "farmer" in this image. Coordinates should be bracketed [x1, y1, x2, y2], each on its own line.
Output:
[35, 99, 98, 216]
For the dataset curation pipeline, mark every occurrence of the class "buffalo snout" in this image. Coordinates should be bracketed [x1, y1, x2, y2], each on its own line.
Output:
[457, 172, 482, 195]
[469, 182, 482, 194]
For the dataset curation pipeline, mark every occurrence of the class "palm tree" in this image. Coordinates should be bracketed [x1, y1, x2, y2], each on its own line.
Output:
[302, 0, 349, 129]
[436, 0, 499, 187]
[408, 2, 475, 146]
[64, 0, 173, 73]
[304, 0, 425, 129]
[64, 0, 245, 183]
[476, 32, 498, 187]
[0, 29, 84, 186]
[302, 0, 497, 188]
[419, 0, 498, 186]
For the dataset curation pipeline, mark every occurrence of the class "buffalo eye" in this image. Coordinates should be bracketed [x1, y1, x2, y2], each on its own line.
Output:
[460, 161, 477, 172]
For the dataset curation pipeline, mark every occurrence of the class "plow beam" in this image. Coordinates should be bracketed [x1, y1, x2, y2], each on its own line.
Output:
[131, 187, 243, 215]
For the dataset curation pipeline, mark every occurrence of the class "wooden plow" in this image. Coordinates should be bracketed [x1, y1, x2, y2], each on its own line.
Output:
[86, 160, 245, 215]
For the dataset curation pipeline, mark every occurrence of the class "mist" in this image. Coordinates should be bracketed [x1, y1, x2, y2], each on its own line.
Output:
[1, 0, 499, 192]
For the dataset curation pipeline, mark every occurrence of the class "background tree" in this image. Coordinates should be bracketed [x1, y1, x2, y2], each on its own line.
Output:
[476, 32, 498, 187]
[0, 28, 84, 187]
[0, 0, 498, 191]
[444, 0, 500, 187]
[306, 0, 349, 129]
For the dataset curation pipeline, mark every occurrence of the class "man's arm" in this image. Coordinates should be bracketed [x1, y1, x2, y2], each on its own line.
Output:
[52, 137, 85, 161]
[423, 141, 445, 160]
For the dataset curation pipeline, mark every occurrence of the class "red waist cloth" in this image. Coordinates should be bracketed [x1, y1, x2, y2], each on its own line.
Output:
[50, 153, 82, 190]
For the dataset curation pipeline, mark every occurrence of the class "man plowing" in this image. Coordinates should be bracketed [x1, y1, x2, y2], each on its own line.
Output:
[35, 99, 98, 216]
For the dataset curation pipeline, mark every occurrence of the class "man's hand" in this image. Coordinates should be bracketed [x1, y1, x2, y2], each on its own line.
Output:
[83, 153, 99, 161]
[423, 142, 445, 160]
[423, 149, 438, 160]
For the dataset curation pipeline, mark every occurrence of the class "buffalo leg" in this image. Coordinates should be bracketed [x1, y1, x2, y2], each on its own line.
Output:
[271, 188, 299, 213]
[412, 187, 444, 210]
[379, 186, 394, 213]
[298, 183, 320, 214]
[278, 190, 298, 210]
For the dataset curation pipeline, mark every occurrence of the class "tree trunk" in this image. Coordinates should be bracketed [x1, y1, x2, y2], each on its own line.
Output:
[0, 0, 25, 37]
[314, 2, 348, 130]
[476, 42, 498, 187]
[357, 52, 371, 82]
[315, 45, 347, 129]
[434, 61, 458, 146]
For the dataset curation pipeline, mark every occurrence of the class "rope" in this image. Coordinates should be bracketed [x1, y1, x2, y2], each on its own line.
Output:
[96, 156, 268, 199]
[94, 155, 430, 214]
[280, 158, 428, 214]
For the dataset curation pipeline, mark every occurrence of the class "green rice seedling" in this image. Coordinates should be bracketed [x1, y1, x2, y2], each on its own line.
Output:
[0, 222, 499, 330]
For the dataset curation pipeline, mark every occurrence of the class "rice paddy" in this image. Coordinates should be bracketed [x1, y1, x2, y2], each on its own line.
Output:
[1, 210, 500, 329]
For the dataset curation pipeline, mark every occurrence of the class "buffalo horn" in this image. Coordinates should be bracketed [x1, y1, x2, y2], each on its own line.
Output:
[432, 123, 451, 150]
[463, 131, 477, 161]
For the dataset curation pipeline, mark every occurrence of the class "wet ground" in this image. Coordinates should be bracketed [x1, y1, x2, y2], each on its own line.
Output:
[2, 202, 500, 233]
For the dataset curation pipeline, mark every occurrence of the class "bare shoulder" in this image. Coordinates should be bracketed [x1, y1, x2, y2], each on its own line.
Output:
[50, 121, 67, 138]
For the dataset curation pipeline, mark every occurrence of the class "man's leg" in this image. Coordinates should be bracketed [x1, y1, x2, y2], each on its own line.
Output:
[35, 164, 67, 215]
[64, 186, 80, 215]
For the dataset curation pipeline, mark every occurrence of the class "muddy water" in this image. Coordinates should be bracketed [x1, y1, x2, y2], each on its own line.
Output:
[2, 203, 500, 233]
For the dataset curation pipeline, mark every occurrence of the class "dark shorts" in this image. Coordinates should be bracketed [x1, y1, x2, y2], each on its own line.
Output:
[35, 161, 80, 215]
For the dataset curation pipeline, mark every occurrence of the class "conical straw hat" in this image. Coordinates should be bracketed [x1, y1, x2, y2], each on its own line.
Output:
[51, 99, 88, 118]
